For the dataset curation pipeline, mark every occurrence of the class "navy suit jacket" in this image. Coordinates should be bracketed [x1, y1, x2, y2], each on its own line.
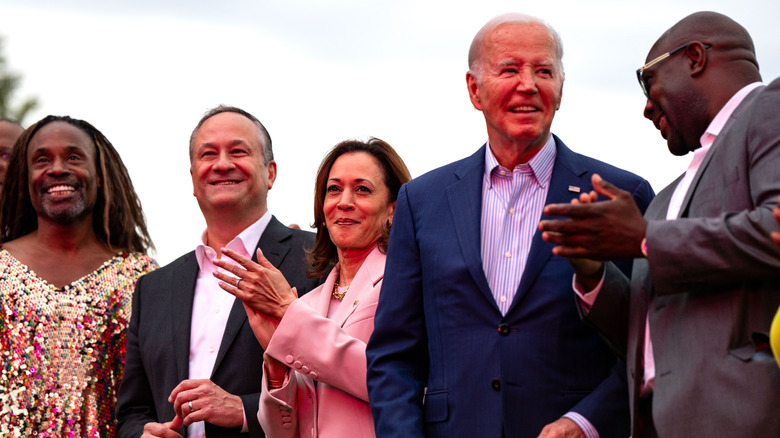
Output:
[367, 137, 654, 438]
[117, 216, 322, 438]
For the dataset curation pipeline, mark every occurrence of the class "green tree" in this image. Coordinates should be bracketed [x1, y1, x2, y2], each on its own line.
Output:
[0, 37, 38, 124]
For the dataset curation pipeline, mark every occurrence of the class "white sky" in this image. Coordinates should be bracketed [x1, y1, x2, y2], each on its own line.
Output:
[1, 0, 778, 265]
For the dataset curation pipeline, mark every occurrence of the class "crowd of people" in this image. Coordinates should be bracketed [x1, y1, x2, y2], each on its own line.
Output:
[0, 10, 779, 438]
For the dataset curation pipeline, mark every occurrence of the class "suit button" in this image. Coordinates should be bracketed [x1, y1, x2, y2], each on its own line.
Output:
[294, 361, 303, 369]
[301, 366, 310, 374]
[310, 371, 318, 380]
[498, 323, 510, 336]
[491, 378, 501, 391]
[285, 355, 294, 364]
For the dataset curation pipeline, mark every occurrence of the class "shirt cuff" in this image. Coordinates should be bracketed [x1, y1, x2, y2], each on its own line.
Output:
[241, 404, 248, 433]
[571, 269, 606, 311]
[563, 411, 599, 438]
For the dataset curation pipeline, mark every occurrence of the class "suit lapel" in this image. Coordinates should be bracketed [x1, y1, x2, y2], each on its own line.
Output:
[446, 146, 495, 308]
[313, 268, 339, 317]
[173, 253, 199, 382]
[212, 216, 292, 375]
[678, 84, 764, 217]
[331, 247, 385, 326]
[256, 217, 292, 268]
[511, 138, 586, 311]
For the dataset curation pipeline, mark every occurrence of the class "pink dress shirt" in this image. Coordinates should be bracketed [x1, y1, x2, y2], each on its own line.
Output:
[188, 212, 271, 437]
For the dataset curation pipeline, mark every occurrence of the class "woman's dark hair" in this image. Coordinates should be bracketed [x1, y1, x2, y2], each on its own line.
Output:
[308, 137, 410, 277]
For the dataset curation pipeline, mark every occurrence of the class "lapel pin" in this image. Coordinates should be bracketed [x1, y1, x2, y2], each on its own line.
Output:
[568, 185, 581, 193]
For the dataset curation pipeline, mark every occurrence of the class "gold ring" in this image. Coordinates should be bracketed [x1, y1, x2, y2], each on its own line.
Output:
[188, 400, 194, 412]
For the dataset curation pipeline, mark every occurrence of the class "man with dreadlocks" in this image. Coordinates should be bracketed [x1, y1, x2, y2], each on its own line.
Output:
[0, 115, 157, 437]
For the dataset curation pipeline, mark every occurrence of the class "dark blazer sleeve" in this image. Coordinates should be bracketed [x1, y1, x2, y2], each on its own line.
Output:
[116, 273, 183, 437]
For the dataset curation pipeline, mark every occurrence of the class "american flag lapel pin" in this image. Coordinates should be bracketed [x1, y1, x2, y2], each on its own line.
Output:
[568, 185, 581, 193]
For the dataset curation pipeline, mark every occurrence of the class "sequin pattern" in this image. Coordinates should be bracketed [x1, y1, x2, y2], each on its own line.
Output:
[0, 250, 157, 437]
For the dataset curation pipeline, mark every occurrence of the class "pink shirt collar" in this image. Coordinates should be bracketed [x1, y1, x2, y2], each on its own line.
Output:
[700, 82, 763, 146]
[195, 210, 272, 274]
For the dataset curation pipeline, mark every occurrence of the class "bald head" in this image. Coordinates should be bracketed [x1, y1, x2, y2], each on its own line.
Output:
[468, 13, 564, 80]
[640, 11, 763, 156]
[649, 11, 760, 85]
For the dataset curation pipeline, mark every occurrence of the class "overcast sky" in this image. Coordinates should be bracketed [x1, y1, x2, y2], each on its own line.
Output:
[1, 0, 778, 264]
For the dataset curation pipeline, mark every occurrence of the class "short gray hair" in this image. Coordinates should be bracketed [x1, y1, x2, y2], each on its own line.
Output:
[468, 13, 564, 81]
[188, 105, 273, 165]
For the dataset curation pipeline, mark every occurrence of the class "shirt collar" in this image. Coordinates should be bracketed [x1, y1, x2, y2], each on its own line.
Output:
[484, 135, 557, 189]
[701, 81, 763, 146]
[195, 210, 272, 273]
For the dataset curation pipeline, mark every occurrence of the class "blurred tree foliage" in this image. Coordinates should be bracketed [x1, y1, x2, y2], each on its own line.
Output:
[0, 37, 38, 124]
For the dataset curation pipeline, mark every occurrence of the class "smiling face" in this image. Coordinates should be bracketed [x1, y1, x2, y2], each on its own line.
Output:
[641, 40, 710, 156]
[190, 111, 276, 221]
[467, 21, 563, 156]
[323, 151, 396, 255]
[27, 121, 99, 225]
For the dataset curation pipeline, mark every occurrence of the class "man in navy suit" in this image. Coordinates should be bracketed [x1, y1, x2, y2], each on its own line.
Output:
[366, 13, 654, 438]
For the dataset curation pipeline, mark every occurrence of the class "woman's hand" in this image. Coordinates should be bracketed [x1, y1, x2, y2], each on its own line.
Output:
[263, 351, 290, 389]
[241, 301, 279, 350]
[213, 247, 298, 320]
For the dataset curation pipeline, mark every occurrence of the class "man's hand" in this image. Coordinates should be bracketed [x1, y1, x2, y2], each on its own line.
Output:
[539, 174, 647, 260]
[537, 417, 587, 438]
[140, 418, 184, 438]
[168, 379, 244, 428]
[560, 187, 605, 290]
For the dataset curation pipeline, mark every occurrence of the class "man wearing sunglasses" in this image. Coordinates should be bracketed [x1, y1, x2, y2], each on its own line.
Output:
[540, 11, 780, 438]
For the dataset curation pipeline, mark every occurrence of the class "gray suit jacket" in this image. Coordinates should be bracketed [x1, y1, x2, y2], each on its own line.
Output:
[587, 79, 780, 437]
[117, 216, 322, 438]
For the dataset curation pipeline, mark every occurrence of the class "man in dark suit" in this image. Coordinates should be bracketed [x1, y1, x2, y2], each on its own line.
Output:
[366, 14, 654, 438]
[117, 106, 321, 438]
[540, 11, 780, 437]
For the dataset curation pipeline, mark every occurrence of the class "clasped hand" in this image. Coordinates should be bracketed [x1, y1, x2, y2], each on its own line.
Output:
[140, 379, 243, 437]
[538, 174, 647, 261]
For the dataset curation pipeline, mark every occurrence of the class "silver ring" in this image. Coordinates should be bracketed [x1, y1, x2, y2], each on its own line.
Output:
[235, 278, 241, 288]
[188, 400, 194, 412]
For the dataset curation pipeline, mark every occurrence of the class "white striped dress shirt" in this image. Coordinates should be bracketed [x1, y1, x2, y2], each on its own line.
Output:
[481, 136, 556, 315]
[482, 137, 597, 437]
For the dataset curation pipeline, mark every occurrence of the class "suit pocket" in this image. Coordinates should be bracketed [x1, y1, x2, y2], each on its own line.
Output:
[423, 391, 448, 423]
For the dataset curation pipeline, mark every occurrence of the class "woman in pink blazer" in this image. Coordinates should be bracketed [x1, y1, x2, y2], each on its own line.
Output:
[214, 138, 411, 438]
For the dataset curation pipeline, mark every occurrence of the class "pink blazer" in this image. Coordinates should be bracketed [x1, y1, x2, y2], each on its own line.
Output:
[257, 247, 385, 438]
